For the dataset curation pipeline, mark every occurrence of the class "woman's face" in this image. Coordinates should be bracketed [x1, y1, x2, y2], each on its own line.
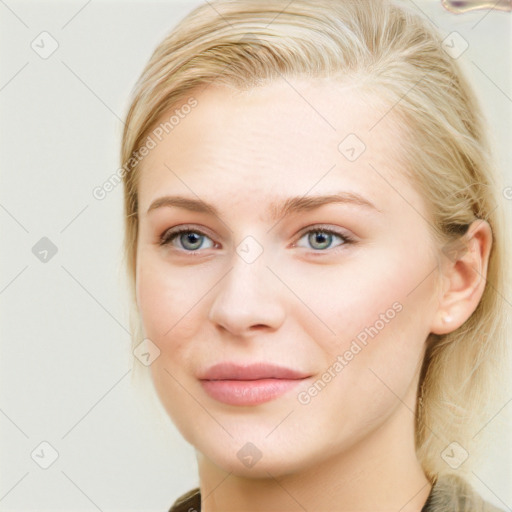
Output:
[135, 79, 442, 477]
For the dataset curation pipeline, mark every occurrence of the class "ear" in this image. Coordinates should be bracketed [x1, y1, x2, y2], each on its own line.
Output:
[430, 219, 493, 335]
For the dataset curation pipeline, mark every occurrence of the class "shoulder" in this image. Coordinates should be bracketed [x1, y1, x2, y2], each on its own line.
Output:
[425, 474, 505, 512]
[167, 487, 201, 512]
[168, 477, 506, 512]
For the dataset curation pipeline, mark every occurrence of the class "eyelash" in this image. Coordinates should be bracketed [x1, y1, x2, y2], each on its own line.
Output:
[159, 225, 355, 255]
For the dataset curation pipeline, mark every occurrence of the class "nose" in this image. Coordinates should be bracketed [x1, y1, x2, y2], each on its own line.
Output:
[208, 251, 286, 337]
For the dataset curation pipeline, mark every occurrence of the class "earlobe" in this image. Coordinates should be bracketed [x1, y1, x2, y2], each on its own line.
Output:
[430, 219, 492, 336]
[431, 310, 456, 336]
[441, 313, 453, 324]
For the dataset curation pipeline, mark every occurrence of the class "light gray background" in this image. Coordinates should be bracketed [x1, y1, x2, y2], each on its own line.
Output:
[1, 1, 511, 511]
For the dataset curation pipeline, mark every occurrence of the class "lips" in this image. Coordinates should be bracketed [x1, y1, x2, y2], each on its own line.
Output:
[198, 362, 310, 381]
[198, 362, 311, 406]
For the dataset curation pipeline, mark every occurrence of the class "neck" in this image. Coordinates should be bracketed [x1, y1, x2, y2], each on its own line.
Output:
[197, 400, 432, 512]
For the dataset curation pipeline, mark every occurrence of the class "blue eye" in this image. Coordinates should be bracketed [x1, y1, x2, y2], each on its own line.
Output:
[160, 226, 354, 254]
[296, 228, 351, 251]
[160, 228, 214, 251]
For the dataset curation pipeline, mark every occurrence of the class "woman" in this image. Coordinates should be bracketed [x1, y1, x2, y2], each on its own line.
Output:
[120, 0, 509, 510]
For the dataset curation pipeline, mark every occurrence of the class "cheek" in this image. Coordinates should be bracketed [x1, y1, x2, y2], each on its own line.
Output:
[135, 251, 209, 350]
[291, 264, 429, 444]
[291, 249, 434, 410]
[287, 249, 434, 353]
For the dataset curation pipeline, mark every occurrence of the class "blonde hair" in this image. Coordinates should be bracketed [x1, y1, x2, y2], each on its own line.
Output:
[120, 0, 509, 483]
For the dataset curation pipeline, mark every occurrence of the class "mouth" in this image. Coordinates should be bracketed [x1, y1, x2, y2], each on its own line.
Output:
[198, 362, 311, 406]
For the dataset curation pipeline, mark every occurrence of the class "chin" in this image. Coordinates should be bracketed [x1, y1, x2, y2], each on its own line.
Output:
[204, 451, 303, 478]
[193, 434, 326, 479]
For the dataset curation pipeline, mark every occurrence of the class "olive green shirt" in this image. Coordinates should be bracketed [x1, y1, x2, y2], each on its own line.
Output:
[167, 474, 505, 512]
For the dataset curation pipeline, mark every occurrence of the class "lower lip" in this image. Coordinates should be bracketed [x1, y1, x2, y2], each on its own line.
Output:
[200, 378, 305, 406]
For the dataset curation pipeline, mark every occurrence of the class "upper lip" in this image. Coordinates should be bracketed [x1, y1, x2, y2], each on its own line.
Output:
[198, 362, 310, 381]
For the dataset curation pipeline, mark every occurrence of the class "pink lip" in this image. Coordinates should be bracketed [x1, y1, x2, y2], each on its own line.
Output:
[198, 362, 310, 406]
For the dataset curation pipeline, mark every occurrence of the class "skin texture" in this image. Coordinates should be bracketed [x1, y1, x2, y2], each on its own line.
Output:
[134, 78, 492, 512]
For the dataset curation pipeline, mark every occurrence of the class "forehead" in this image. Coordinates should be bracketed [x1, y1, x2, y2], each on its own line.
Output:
[137, 78, 409, 210]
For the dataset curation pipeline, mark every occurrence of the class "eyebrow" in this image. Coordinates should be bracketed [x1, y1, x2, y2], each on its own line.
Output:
[146, 191, 380, 220]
